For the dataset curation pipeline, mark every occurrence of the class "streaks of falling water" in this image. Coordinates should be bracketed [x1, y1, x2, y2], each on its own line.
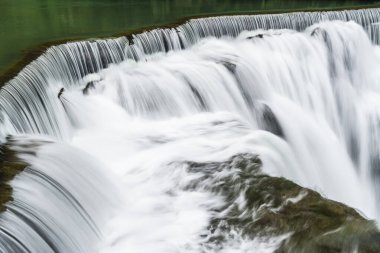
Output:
[2, 8, 380, 139]
[0, 136, 118, 253]
[60, 20, 379, 217]
[1, 8, 380, 253]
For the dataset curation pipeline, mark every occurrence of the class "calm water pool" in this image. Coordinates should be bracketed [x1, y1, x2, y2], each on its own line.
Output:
[1, 0, 380, 79]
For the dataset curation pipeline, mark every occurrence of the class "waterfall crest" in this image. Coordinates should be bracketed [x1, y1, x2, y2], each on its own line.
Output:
[3, 8, 380, 139]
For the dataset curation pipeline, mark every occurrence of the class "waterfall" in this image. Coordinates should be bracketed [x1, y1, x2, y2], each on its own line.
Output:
[1, 7, 380, 253]
[0, 136, 117, 253]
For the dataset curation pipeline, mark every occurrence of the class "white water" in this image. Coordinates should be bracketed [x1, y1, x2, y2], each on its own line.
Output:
[1, 9, 380, 253]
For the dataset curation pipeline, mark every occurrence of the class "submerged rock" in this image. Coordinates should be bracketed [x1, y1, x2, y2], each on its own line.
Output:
[183, 154, 380, 253]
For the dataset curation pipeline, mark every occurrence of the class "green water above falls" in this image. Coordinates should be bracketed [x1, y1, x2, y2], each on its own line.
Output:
[1, 0, 380, 81]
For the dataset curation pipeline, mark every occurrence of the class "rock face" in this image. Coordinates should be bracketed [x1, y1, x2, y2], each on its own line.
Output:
[259, 104, 284, 138]
[0, 137, 48, 212]
[0, 140, 27, 212]
[184, 154, 380, 253]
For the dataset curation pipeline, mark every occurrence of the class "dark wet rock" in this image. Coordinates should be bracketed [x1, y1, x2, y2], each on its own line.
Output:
[247, 34, 265, 39]
[57, 87, 65, 99]
[0, 136, 49, 213]
[260, 104, 284, 138]
[83, 81, 95, 95]
[182, 154, 380, 253]
[0, 141, 28, 212]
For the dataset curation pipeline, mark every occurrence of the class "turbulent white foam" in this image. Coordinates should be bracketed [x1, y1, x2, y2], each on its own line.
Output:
[216, 233, 290, 253]
[1, 10, 380, 253]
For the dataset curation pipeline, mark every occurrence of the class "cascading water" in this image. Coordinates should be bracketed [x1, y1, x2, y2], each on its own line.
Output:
[1, 7, 380, 253]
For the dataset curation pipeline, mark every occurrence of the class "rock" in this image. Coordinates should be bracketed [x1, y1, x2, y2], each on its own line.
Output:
[183, 154, 380, 252]
[0, 139, 28, 212]
[260, 104, 284, 138]
[0, 136, 49, 212]
[83, 81, 95, 95]
[247, 34, 265, 39]
[58, 87, 64, 99]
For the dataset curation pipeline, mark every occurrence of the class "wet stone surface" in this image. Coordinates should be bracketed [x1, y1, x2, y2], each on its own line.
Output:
[182, 154, 380, 253]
